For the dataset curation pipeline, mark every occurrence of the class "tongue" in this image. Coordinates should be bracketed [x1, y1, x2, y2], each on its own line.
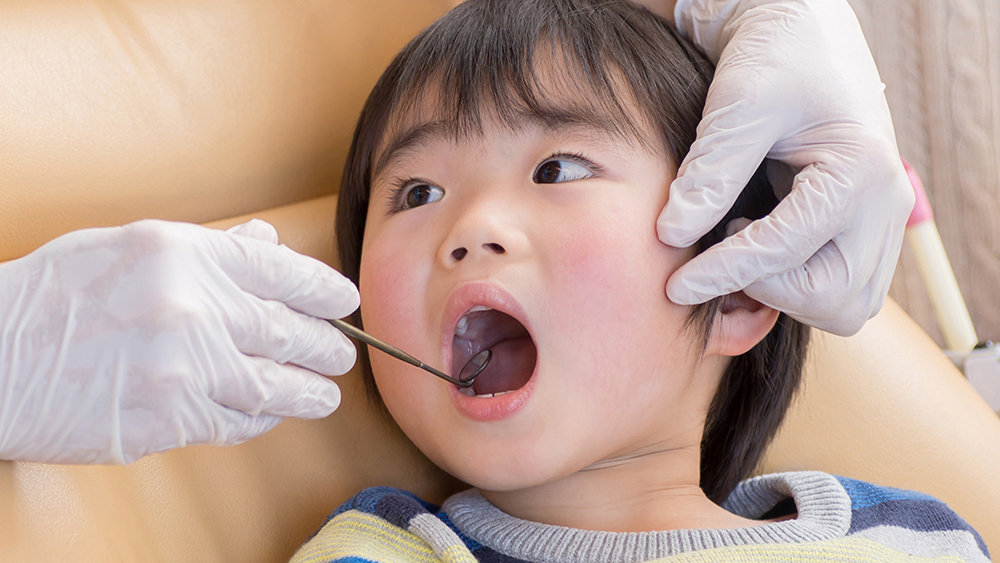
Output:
[471, 337, 536, 395]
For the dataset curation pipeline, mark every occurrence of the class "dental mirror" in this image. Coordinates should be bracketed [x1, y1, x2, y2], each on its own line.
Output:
[458, 349, 492, 383]
[328, 318, 492, 388]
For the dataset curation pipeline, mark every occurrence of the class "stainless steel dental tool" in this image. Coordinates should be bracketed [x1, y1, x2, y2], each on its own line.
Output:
[328, 318, 491, 388]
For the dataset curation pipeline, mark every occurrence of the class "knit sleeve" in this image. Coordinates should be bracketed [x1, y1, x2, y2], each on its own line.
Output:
[290, 506, 443, 563]
[837, 477, 991, 563]
[290, 487, 477, 563]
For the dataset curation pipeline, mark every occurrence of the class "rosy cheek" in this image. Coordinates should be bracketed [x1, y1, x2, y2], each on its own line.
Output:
[358, 234, 445, 451]
[545, 217, 665, 316]
[358, 240, 432, 410]
[359, 240, 426, 349]
[541, 211, 692, 401]
[551, 230, 624, 293]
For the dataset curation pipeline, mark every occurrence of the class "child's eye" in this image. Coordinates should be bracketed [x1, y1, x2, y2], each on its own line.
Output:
[533, 155, 596, 184]
[393, 180, 444, 211]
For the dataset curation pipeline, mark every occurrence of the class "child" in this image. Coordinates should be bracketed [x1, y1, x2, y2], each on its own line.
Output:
[293, 0, 989, 560]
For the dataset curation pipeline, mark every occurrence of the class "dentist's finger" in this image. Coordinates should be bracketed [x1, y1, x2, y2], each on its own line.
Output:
[227, 296, 358, 376]
[741, 203, 900, 336]
[666, 163, 851, 304]
[211, 408, 286, 446]
[226, 218, 280, 244]
[741, 238, 891, 336]
[211, 354, 342, 419]
[206, 229, 361, 320]
[657, 69, 787, 248]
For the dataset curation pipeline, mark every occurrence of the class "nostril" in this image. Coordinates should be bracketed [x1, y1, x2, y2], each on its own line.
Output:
[483, 243, 505, 254]
[451, 247, 468, 261]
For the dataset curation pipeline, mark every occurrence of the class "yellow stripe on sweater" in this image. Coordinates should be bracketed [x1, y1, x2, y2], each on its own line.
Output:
[291, 510, 444, 563]
[648, 537, 964, 563]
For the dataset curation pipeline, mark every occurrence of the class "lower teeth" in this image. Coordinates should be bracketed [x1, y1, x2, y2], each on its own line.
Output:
[459, 389, 515, 398]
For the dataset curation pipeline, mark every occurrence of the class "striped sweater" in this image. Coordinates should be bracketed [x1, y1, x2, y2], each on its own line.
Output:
[291, 471, 990, 562]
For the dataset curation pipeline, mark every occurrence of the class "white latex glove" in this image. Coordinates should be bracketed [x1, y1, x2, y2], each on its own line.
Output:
[0, 218, 359, 464]
[659, 0, 915, 335]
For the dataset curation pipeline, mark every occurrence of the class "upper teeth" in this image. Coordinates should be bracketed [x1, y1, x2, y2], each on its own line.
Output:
[455, 306, 493, 336]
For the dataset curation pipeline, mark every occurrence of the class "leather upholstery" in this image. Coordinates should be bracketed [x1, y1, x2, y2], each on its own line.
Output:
[0, 0, 454, 264]
[1, 1, 998, 561]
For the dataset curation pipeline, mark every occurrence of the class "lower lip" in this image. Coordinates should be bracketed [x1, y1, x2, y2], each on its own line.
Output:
[448, 365, 538, 422]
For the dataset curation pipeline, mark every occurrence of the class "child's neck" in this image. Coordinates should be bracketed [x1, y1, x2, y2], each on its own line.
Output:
[480, 442, 771, 533]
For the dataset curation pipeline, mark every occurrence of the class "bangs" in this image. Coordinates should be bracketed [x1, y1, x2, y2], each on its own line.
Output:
[381, 32, 649, 154]
[356, 0, 714, 185]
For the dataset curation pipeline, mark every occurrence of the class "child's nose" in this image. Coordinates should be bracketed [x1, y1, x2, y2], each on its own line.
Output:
[451, 243, 504, 262]
[438, 203, 528, 269]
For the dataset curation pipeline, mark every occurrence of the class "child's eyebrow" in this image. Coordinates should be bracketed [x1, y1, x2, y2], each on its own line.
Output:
[373, 120, 451, 185]
[372, 106, 639, 185]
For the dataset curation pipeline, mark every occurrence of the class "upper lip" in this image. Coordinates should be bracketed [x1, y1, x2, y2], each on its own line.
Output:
[440, 281, 534, 385]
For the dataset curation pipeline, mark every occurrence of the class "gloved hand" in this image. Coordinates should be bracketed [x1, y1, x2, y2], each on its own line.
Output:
[659, 0, 915, 335]
[0, 218, 359, 464]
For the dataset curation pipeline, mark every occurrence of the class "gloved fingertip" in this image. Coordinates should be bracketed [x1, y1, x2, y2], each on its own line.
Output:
[300, 265, 361, 320]
[342, 284, 362, 315]
[665, 276, 697, 305]
[656, 209, 701, 248]
[243, 415, 284, 443]
[313, 380, 342, 416]
[725, 217, 753, 237]
[227, 219, 280, 244]
[658, 184, 720, 247]
[329, 338, 359, 376]
[283, 378, 341, 419]
[666, 268, 718, 306]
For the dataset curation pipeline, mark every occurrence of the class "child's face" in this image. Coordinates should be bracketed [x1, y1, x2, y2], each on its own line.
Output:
[358, 107, 727, 492]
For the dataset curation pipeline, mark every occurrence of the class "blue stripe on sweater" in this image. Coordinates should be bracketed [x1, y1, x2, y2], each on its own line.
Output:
[471, 547, 533, 563]
[372, 494, 428, 529]
[306, 488, 425, 543]
[838, 477, 989, 559]
[836, 476, 937, 509]
[327, 487, 439, 527]
[850, 499, 989, 558]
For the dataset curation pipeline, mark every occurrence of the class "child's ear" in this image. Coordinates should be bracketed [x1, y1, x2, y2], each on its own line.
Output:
[706, 291, 780, 357]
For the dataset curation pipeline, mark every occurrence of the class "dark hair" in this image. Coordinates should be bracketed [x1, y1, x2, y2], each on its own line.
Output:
[335, 0, 809, 504]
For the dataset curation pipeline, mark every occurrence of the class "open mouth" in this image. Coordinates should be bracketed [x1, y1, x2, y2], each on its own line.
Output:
[452, 306, 537, 398]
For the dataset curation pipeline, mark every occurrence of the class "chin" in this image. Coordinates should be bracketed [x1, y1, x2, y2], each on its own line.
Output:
[448, 462, 554, 493]
[427, 433, 578, 492]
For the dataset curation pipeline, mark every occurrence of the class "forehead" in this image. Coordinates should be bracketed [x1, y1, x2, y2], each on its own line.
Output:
[370, 77, 662, 185]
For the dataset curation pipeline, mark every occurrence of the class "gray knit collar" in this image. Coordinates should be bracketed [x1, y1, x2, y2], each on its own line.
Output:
[442, 471, 852, 562]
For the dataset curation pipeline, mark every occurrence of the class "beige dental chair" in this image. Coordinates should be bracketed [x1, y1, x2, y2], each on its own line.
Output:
[1, 1, 999, 561]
